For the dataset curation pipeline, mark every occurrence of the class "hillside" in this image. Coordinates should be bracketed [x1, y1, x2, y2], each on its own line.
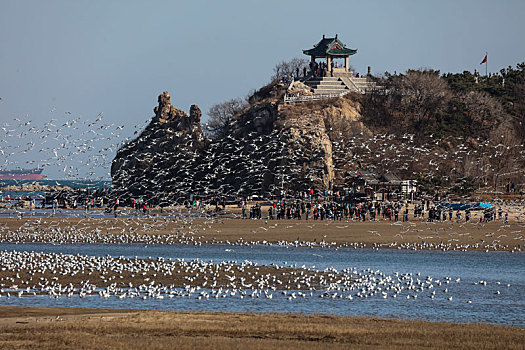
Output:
[111, 64, 525, 203]
[111, 84, 363, 204]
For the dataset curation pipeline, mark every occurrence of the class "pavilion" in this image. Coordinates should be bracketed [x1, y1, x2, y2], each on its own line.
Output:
[303, 34, 357, 76]
[285, 35, 380, 102]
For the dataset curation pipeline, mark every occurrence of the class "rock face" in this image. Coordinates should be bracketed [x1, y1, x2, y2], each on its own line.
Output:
[111, 83, 365, 203]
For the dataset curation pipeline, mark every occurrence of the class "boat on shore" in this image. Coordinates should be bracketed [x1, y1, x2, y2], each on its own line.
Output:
[0, 168, 45, 180]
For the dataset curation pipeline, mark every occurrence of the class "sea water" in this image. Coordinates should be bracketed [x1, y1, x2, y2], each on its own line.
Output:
[0, 243, 522, 326]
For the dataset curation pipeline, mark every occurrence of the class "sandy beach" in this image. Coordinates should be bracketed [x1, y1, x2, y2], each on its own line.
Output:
[1, 213, 524, 251]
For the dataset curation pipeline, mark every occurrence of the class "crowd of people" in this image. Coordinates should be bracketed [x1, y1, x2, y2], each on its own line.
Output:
[242, 200, 409, 222]
[240, 199, 509, 223]
[10, 186, 511, 224]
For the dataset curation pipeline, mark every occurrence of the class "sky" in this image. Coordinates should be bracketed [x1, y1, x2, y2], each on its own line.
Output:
[1, 0, 524, 180]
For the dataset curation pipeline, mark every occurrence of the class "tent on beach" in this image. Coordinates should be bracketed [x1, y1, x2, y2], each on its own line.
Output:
[434, 202, 493, 211]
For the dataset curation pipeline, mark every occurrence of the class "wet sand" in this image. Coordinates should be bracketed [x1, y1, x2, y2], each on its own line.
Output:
[0, 306, 522, 349]
[1, 215, 524, 251]
[0, 251, 342, 296]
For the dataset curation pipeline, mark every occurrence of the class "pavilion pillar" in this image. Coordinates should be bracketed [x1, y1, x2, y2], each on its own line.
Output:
[345, 56, 349, 72]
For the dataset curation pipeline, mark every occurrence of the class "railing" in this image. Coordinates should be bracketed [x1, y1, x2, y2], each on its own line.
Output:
[340, 77, 364, 94]
[284, 91, 350, 103]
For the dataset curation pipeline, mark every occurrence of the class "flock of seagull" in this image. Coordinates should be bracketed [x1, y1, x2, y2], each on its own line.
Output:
[0, 215, 523, 252]
[109, 93, 525, 201]
[0, 249, 510, 304]
[1, 93, 524, 199]
[1, 112, 147, 180]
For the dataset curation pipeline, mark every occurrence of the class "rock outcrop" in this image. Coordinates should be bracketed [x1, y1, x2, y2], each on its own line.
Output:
[111, 83, 366, 203]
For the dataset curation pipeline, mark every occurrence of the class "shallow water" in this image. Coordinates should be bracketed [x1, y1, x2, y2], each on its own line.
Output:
[0, 243, 523, 326]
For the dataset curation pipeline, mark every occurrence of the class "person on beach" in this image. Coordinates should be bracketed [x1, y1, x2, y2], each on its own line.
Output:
[52, 198, 58, 215]
[113, 198, 119, 217]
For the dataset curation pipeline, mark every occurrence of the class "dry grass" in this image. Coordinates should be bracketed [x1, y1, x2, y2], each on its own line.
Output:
[0, 307, 522, 349]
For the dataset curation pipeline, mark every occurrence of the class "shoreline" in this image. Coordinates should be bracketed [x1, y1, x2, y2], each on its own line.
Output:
[0, 306, 522, 349]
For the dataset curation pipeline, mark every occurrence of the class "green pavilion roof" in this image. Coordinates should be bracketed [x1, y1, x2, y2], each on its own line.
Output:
[303, 36, 357, 57]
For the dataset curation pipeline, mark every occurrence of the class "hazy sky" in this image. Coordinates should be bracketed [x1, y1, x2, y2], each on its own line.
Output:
[1, 0, 524, 179]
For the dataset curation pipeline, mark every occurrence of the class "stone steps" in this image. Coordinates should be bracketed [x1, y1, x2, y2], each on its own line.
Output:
[341, 77, 381, 93]
[301, 76, 383, 97]
[304, 77, 349, 94]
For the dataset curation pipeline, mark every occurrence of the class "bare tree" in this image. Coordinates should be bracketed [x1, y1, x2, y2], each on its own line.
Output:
[460, 90, 503, 130]
[487, 122, 523, 191]
[271, 58, 309, 82]
[206, 98, 247, 139]
[394, 69, 451, 127]
[511, 80, 525, 140]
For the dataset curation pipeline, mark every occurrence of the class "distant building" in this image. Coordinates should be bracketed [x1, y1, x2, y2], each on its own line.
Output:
[344, 171, 417, 201]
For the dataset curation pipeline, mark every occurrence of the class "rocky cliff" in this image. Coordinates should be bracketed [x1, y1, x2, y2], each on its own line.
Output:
[111, 83, 368, 203]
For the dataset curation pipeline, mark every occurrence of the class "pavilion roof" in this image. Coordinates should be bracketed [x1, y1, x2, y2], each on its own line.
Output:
[303, 36, 357, 57]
